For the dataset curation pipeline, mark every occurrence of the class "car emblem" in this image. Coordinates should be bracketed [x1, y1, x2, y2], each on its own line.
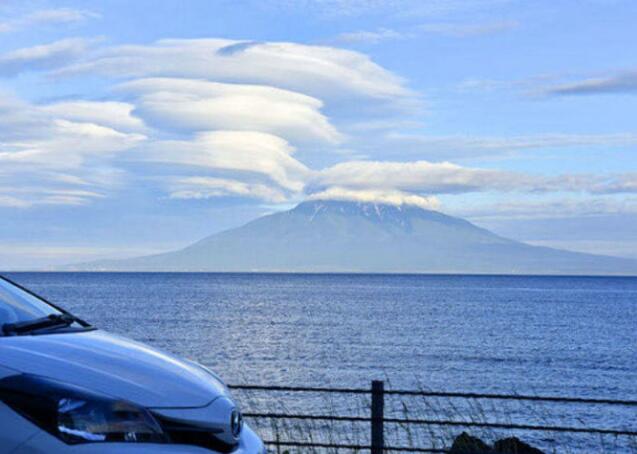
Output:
[230, 409, 243, 438]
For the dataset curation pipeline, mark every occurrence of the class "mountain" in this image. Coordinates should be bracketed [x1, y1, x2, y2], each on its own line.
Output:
[74, 200, 637, 275]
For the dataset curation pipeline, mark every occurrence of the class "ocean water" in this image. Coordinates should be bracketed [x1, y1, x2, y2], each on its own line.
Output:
[4, 272, 637, 451]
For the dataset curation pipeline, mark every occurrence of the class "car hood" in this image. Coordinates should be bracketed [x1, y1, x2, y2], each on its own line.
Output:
[0, 329, 228, 408]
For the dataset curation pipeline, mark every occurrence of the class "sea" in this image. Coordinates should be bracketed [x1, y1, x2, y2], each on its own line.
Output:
[4, 272, 637, 452]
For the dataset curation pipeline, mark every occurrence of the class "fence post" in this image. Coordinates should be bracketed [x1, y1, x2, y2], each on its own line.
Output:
[371, 380, 385, 454]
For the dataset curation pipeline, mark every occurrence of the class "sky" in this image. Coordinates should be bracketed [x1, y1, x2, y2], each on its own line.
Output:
[1, 0, 636, 269]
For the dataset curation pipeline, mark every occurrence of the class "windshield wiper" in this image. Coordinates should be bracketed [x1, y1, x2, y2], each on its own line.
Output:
[2, 313, 91, 336]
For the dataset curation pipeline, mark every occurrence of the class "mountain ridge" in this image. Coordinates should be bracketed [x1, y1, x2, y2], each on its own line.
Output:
[70, 200, 637, 275]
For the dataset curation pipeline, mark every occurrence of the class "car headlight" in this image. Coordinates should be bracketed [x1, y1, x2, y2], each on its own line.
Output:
[0, 374, 168, 444]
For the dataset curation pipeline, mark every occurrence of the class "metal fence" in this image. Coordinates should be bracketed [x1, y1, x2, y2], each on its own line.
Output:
[228, 381, 637, 453]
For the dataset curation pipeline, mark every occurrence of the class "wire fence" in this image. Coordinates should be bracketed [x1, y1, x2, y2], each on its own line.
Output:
[228, 381, 637, 453]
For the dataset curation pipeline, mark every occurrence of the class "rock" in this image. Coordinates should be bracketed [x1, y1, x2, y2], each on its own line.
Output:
[493, 436, 545, 454]
[449, 432, 492, 453]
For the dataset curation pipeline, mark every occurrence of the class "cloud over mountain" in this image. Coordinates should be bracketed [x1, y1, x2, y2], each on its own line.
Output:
[57, 38, 412, 101]
[143, 131, 309, 196]
[118, 78, 341, 144]
[0, 31, 635, 222]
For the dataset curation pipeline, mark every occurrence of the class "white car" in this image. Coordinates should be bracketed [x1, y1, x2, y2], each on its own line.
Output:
[0, 275, 266, 453]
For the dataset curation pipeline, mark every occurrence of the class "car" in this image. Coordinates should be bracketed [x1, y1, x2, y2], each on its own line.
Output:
[0, 275, 266, 453]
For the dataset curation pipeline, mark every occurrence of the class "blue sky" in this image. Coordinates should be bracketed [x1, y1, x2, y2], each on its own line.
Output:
[1, 0, 637, 268]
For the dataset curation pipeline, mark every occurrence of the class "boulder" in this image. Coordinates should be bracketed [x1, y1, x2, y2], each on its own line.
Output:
[449, 432, 492, 453]
[494, 436, 545, 454]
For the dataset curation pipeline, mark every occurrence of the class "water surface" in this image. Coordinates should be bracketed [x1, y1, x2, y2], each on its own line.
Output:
[5, 272, 637, 451]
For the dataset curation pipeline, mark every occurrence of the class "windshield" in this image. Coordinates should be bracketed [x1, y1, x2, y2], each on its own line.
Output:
[0, 277, 62, 326]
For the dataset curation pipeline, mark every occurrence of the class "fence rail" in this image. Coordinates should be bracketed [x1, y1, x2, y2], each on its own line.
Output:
[228, 381, 637, 453]
[228, 383, 637, 406]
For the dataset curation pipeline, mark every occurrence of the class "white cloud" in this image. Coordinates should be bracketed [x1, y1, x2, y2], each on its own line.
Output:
[0, 185, 106, 208]
[456, 73, 560, 96]
[418, 20, 518, 37]
[0, 194, 30, 208]
[256, 0, 408, 17]
[169, 177, 290, 203]
[0, 95, 146, 207]
[144, 131, 309, 193]
[0, 116, 143, 206]
[308, 186, 440, 210]
[0, 94, 144, 145]
[450, 197, 637, 221]
[23, 8, 99, 25]
[0, 37, 421, 209]
[137, 148, 637, 208]
[312, 160, 637, 200]
[0, 95, 146, 166]
[1, 33, 635, 215]
[0, 8, 98, 33]
[334, 20, 516, 45]
[56, 38, 412, 101]
[543, 71, 637, 96]
[592, 174, 637, 194]
[0, 119, 145, 168]
[259, 0, 509, 19]
[0, 38, 97, 76]
[384, 132, 637, 159]
[335, 28, 407, 44]
[41, 100, 146, 133]
[314, 160, 543, 194]
[3, 80, 636, 210]
[0, 93, 46, 138]
[0, 37, 423, 210]
[459, 70, 637, 97]
[118, 77, 341, 143]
